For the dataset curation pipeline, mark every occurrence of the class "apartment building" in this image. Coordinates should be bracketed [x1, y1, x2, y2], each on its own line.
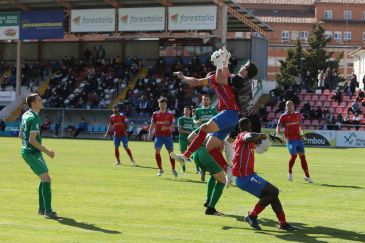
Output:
[238, 0, 365, 80]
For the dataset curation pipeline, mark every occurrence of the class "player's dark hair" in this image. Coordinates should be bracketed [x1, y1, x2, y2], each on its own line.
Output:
[26, 93, 39, 108]
[113, 104, 118, 109]
[238, 117, 251, 132]
[184, 106, 191, 110]
[244, 63, 258, 79]
[202, 94, 211, 99]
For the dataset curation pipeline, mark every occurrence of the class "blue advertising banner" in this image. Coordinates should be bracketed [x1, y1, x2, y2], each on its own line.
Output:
[20, 10, 64, 40]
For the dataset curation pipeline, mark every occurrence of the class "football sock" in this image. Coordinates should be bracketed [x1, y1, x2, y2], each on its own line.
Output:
[38, 182, 44, 211]
[169, 156, 175, 170]
[276, 211, 287, 226]
[155, 153, 162, 169]
[182, 165, 186, 172]
[41, 182, 52, 213]
[208, 181, 224, 208]
[288, 154, 297, 173]
[125, 148, 133, 160]
[249, 203, 265, 217]
[115, 148, 120, 162]
[207, 176, 216, 201]
[183, 129, 207, 158]
[299, 154, 310, 177]
[209, 148, 228, 171]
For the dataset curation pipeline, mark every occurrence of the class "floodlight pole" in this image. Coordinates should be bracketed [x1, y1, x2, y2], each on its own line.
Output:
[217, 5, 228, 46]
[16, 40, 22, 97]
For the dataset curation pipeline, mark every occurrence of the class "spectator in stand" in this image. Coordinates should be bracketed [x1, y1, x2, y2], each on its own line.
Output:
[303, 71, 312, 92]
[73, 118, 87, 138]
[54, 111, 62, 137]
[276, 99, 286, 114]
[317, 70, 325, 92]
[348, 100, 362, 115]
[0, 118, 6, 132]
[352, 114, 360, 131]
[41, 116, 51, 133]
[331, 87, 342, 105]
[313, 107, 323, 120]
[343, 79, 354, 100]
[97, 46, 106, 60]
[342, 114, 351, 127]
[137, 121, 149, 141]
[331, 70, 339, 91]
[300, 102, 311, 119]
[294, 74, 302, 93]
[258, 105, 268, 123]
[324, 68, 332, 90]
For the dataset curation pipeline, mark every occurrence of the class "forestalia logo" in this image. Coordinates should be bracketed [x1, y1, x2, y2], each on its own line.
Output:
[73, 16, 81, 25]
[170, 14, 178, 23]
[121, 15, 128, 24]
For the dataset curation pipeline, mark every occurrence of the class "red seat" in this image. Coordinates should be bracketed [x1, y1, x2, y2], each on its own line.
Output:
[323, 101, 331, 107]
[309, 101, 315, 106]
[341, 127, 348, 131]
[268, 112, 275, 120]
[319, 95, 327, 101]
[339, 102, 347, 107]
[359, 127, 365, 131]
[266, 106, 272, 112]
[323, 89, 330, 94]
[303, 119, 311, 125]
[308, 126, 315, 130]
[315, 101, 323, 107]
[336, 107, 343, 113]
[298, 94, 304, 100]
[312, 95, 319, 101]
[331, 101, 339, 107]
[312, 120, 319, 125]
[304, 95, 311, 101]
[329, 107, 335, 113]
[343, 96, 351, 102]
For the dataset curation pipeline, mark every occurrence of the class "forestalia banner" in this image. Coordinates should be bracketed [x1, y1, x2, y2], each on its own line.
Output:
[168, 6, 217, 31]
[71, 9, 115, 32]
[118, 8, 165, 31]
[0, 12, 19, 40]
[20, 10, 64, 40]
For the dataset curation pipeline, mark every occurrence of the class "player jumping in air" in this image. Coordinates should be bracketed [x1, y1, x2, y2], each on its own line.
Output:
[148, 97, 178, 177]
[19, 93, 58, 219]
[177, 106, 194, 173]
[105, 105, 135, 166]
[232, 117, 297, 231]
[276, 100, 313, 183]
[171, 48, 258, 186]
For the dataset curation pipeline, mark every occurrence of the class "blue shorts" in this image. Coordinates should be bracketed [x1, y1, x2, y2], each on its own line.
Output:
[114, 135, 128, 148]
[211, 110, 239, 141]
[154, 136, 174, 150]
[235, 173, 269, 198]
[287, 140, 305, 154]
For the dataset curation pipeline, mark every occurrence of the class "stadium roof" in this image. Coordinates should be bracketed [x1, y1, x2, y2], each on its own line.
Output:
[0, 0, 272, 34]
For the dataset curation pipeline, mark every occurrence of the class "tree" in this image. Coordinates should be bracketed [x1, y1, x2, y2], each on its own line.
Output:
[276, 22, 343, 89]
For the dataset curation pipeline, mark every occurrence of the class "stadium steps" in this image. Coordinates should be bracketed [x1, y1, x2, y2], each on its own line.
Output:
[108, 67, 147, 108]
[6, 76, 52, 122]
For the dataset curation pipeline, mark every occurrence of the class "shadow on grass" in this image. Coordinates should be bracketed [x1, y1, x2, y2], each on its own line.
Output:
[132, 165, 157, 170]
[223, 214, 365, 243]
[164, 178, 206, 184]
[319, 183, 364, 189]
[56, 217, 121, 234]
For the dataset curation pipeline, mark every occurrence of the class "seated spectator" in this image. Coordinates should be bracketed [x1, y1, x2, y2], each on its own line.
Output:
[352, 114, 360, 131]
[66, 125, 75, 136]
[300, 102, 311, 119]
[41, 116, 51, 132]
[127, 121, 136, 138]
[313, 107, 323, 120]
[137, 121, 149, 141]
[343, 114, 351, 125]
[0, 119, 6, 132]
[348, 100, 362, 115]
[343, 79, 354, 100]
[258, 105, 268, 122]
[73, 118, 87, 138]
[276, 99, 286, 114]
[331, 87, 343, 105]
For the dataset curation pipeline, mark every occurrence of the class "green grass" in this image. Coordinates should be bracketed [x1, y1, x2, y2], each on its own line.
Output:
[0, 137, 364, 242]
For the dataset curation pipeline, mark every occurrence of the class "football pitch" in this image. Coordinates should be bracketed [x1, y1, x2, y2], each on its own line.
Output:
[1, 137, 364, 243]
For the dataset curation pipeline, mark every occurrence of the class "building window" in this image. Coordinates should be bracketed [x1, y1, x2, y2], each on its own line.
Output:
[334, 32, 342, 41]
[363, 32, 365, 41]
[343, 32, 352, 41]
[324, 10, 332, 19]
[281, 31, 289, 41]
[300, 31, 309, 40]
[344, 11, 352, 20]
[325, 31, 333, 39]
[363, 11, 365, 20]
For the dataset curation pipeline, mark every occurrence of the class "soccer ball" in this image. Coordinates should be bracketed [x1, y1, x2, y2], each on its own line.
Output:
[255, 138, 271, 154]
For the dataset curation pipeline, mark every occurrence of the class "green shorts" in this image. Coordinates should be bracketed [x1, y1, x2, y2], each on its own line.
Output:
[179, 139, 188, 153]
[192, 147, 222, 175]
[22, 152, 48, 175]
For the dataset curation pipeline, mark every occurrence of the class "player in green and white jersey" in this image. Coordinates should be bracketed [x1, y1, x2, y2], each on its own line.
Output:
[193, 94, 218, 127]
[177, 106, 194, 172]
[19, 93, 58, 219]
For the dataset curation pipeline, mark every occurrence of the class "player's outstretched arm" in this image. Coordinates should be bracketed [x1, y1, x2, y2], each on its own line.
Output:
[174, 71, 208, 87]
[29, 131, 55, 158]
[147, 123, 155, 141]
[104, 123, 111, 138]
[244, 132, 266, 143]
[18, 127, 22, 139]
